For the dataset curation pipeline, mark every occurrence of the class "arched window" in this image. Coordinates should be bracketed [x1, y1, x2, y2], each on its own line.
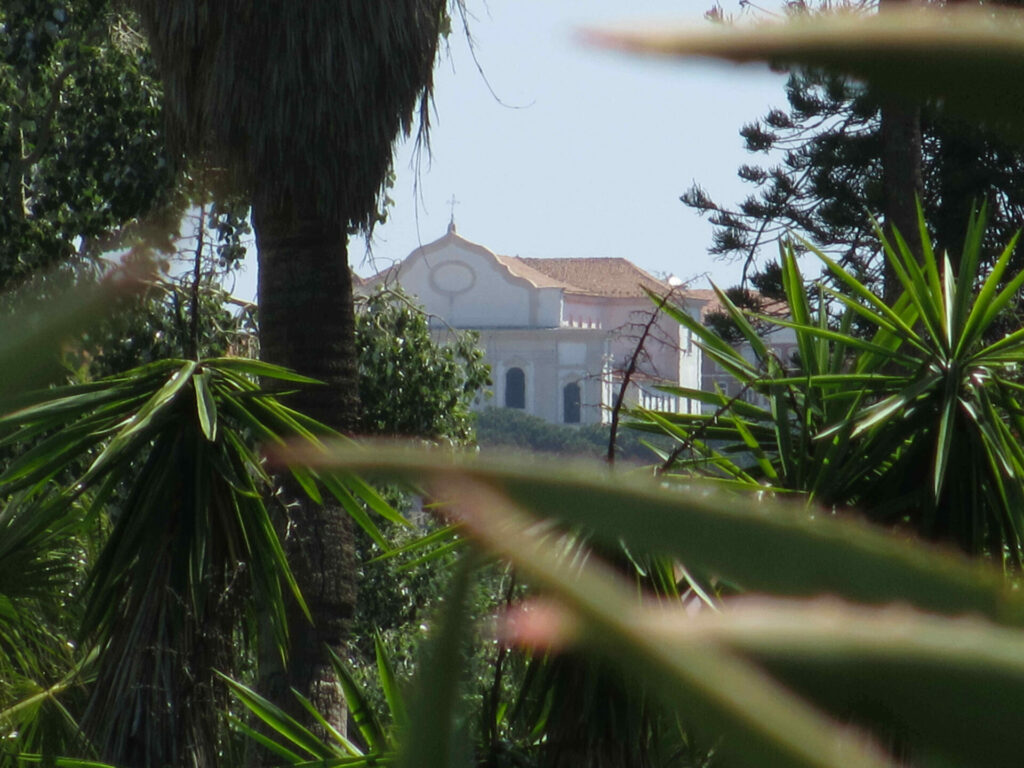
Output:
[505, 367, 525, 409]
[563, 381, 581, 424]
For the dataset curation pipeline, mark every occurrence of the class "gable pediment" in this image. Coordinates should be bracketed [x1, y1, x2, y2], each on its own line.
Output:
[372, 228, 563, 328]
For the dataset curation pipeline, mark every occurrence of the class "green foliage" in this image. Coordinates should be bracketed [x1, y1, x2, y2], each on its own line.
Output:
[228, 557, 536, 767]
[351, 519, 455, 673]
[0, 359, 317, 763]
[0, 278, 141, 763]
[0, 268, 130, 401]
[350, 519, 534, 753]
[0, 0, 175, 289]
[475, 407, 663, 463]
[0, 493, 95, 763]
[224, 642, 406, 766]
[51, 270, 253, 384]
[683, 67, 1024, 288]
[349, 287, 493, 700]
[633, 211, 1024, 563]
[8, 4, 1024, 768]
[0, 291, 404, 764]
[355, 287, 490, 444]
[64, 198, 257, 378]
[476, 408, 605, 457]
[80, 280, 253, 376]
[395, 557, 478, 768]
[700, 286, 774, 344]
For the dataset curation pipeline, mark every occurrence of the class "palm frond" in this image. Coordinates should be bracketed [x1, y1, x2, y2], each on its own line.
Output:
[135, 0, 453, 231]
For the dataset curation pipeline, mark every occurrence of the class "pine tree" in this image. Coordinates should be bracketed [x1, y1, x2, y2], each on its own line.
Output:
[683, 67, 1024, 297]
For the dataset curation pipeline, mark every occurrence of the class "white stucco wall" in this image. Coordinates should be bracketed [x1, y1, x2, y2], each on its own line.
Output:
[701, 323, 799, 409]
[481, 328, 610, 425]
[361, 229, 715, 425]
[378, 234, 562, 329]
[562, 293, 706, 414]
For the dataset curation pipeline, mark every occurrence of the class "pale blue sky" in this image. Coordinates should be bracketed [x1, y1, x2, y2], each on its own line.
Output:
[230, 1, 788, 301]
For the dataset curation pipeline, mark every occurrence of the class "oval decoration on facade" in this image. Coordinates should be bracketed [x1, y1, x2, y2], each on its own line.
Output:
[430, 261, 476, 295]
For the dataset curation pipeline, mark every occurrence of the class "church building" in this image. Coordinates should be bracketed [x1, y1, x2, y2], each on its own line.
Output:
[362, 223, 710, 426]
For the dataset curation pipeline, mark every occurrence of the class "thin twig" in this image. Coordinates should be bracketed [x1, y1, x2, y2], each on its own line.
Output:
[655, 380, 757, 475]
[189, 204, 205, 360]
[607, 288, 677, 465]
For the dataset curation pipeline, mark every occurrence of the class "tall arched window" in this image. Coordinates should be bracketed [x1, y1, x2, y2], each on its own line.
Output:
[505, 367, 525, 409]
[563, 381, 581, 424]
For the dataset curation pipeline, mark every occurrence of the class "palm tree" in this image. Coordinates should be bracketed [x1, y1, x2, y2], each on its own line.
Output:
[133, 0, 453, 733]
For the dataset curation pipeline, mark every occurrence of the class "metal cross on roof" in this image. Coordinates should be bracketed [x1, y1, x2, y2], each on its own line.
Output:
[447, 194, 460, 232]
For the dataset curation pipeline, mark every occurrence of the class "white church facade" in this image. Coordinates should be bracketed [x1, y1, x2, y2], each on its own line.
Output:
[362, 223, 711, 426]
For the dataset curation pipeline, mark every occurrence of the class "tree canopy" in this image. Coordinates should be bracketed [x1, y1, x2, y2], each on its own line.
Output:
[355, 287, 490, 445]
[683, 49, 1024, 297]
[0, 0, 174, 290]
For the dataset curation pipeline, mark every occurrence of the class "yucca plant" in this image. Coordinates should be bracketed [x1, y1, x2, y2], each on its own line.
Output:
[0, 355, 405, 767]
[0, 493, 98, 765]
[0, 273, 134, 766]
[630, 209, 1024, 564]
[224, 636, 408, 767]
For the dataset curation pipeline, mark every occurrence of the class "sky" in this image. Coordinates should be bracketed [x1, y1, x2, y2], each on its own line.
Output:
[229, 1, 789, 303]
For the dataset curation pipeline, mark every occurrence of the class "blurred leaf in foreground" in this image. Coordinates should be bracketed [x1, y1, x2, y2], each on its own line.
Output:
[278, 445, 1021, 624]
[584, 7, 1024, 145]
[275, 445, 1024, 764]
[0, 270, 142, 401]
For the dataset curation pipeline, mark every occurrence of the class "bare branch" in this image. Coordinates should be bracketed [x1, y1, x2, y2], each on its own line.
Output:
[607, 288, 678, 465]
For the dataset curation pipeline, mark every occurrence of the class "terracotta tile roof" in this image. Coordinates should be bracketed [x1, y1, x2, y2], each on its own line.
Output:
[506, 257, 672, 298]
[491, 254, 577, 290]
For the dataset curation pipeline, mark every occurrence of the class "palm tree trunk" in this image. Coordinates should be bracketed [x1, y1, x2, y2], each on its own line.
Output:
[252, 197, 359, 736]
[253, 201, 360, 430]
